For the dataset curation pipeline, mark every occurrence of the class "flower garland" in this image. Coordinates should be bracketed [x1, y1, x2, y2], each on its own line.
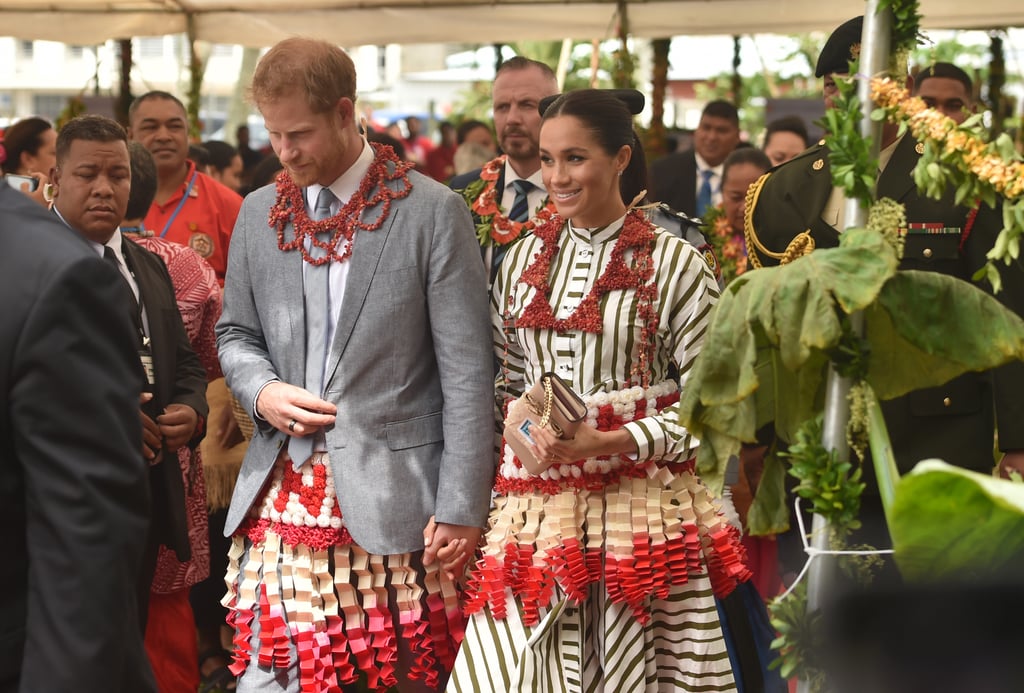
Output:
[515, 208, 660, 387]
[700, 204, 748, 284]
[457, 155, 557, 246]
[268, 143, 414, 265]
[871, 78, 1024, 200]
[871, 76, 1024, 286]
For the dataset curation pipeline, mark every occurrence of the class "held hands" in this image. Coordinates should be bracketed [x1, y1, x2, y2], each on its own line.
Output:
[257, 381, 337, 437]
[422, 516, 481, 582]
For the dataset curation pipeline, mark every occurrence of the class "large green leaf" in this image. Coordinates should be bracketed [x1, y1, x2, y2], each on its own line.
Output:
[684, 228, 897, 500]
[681, 227, 1024, 535]
[892, 461, 1024, 582]
[865, 270, 1024, 400]
[746, 452, 792, 535]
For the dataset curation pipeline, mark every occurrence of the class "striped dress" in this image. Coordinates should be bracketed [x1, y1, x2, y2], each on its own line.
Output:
[448, 213, 749, 692]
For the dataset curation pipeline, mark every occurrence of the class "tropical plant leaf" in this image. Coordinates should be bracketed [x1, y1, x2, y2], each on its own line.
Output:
[892, 461, 1024, 582]
[683, 228, 897, 496]
[865, 270, 1024, 400]
[747, 452, 793, 535]
[681, 227, 1024, 526]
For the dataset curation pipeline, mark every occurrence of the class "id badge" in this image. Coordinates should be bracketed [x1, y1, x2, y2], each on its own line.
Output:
[139, 351, 156, 387]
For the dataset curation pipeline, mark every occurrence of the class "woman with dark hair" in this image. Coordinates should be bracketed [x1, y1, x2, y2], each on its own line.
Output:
[447, 89, 748, 692]
[762, 115, 810, 167]
[1, 116, 56, 206]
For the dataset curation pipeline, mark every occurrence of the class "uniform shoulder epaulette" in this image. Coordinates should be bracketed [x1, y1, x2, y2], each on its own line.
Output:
[768, 140, 827, 172]
[654, 202, 702, 227]
[646, 203, 722, 287]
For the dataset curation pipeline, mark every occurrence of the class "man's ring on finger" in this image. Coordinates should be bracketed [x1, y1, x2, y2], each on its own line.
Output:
[288, 419, 297, 432]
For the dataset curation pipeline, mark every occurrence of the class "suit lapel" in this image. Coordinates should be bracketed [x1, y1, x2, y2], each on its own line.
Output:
[122, 240, 172, 404]
[878, 135, 919, 202]
[323, 209, 395, 387]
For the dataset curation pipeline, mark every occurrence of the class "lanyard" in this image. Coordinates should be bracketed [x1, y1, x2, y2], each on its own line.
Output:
[118, 242, 150, 350]
[159, 170, 198, 238]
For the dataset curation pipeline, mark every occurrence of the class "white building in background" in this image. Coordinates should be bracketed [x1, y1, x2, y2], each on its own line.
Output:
[0, 37, 487, 144]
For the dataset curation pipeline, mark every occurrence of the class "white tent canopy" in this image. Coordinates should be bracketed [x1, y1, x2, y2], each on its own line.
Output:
[2, 0, 1021, 48]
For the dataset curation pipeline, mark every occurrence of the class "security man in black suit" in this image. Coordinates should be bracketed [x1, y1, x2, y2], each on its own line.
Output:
[0, 177, 156, 690]
[49, 115, 208, 629]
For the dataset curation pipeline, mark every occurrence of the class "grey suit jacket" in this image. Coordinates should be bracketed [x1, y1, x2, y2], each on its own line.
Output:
[216, 167, 495, 555]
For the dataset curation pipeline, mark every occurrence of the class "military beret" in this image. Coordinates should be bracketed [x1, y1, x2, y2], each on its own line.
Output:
[815, 16, 863, 78]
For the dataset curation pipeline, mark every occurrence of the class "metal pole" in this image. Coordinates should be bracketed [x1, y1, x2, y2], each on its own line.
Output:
[797, 3, 890, 692]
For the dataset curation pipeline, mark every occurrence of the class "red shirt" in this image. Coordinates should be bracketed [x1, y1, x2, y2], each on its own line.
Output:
[144, 160, 242, 283]
[425, 144, 457, 183]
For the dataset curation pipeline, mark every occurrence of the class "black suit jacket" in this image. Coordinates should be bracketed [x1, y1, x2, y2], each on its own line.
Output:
[649, 148, 698, 217]
[0, 182, 156, 692]
[120, 237, 208, 560]
[748, 136, 1024, 476]
[449, 166, 490, 195]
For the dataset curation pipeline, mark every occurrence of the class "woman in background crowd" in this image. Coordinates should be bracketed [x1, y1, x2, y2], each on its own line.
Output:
[1, 116, 56, 206]
[453, 119, 497, 176]
[762, 115, 810, 167]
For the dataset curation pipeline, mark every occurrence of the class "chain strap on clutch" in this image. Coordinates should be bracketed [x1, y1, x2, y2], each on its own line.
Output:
[522, 376, 561, 437]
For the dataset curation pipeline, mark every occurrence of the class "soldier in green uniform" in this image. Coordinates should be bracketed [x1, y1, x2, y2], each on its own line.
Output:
[744, 17, 1024, 556]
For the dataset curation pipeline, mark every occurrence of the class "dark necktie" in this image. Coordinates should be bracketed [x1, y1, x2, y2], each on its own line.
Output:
[508, 179, 535, 223]
[103, 245, 127, 285]
[696, 169, 714, 218]
[493, 179, 535, 281]
[290, 187, 336, 466]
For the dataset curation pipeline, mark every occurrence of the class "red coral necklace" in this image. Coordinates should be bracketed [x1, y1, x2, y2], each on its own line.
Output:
[268, 143, 413, 265]
[515, 208, 660, 386]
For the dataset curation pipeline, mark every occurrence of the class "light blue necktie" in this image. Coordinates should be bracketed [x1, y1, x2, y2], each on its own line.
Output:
[289, 187, 336, 467]
[696, 168, 714, 218]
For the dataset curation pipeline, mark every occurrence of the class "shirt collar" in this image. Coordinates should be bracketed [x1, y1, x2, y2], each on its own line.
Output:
[878, 135, 902, 173]
[566, 213, 626, 247]
[502, 159, 544, 191]
[52, 206, 122, 258]
[694, 152, 724, 177]
[82, 228, 128, 264]
[180, 160, 200, 199]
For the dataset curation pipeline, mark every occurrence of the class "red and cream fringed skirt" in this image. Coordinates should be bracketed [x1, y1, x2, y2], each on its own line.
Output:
[464, 380, 752, 627]
[222, 452, 463, 693]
